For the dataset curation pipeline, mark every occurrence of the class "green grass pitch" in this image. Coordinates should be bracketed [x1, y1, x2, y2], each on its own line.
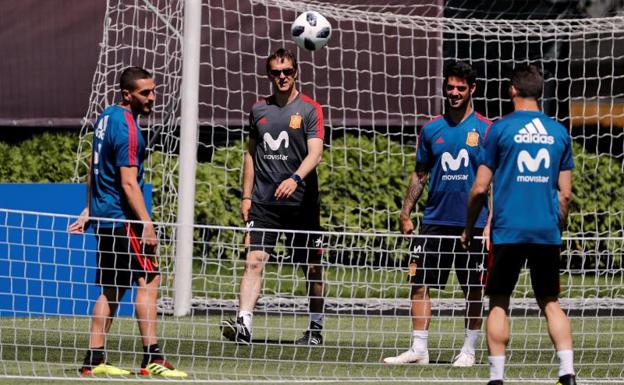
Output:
[0, 314, 622, 384]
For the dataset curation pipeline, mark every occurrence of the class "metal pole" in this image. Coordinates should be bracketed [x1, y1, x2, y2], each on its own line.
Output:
[174, 0, 202, 316]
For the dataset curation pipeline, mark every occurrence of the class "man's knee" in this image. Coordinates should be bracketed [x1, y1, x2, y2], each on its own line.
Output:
[102, 286, 124, 303]
[142, 273, 161, 287]
[245, 251, 268, 273]
[135, 278, 159, 307]
[536, 296, 562, 313]
[244, 261, 263, 273]
[489, 295, 510, 312]
[411, 285, 428, 300]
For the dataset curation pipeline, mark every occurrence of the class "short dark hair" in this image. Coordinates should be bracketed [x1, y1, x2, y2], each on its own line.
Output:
[444, 61, 476, 85]
[510, 64, 543, 99]
[265, 48, 298, 74]
[119, 66, 152, 92]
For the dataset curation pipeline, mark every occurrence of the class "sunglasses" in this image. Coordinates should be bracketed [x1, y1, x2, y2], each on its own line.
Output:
[269, 68, 296, 77]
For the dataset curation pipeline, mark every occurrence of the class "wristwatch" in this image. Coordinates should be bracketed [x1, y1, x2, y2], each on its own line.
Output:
[290, 173, 303, 186]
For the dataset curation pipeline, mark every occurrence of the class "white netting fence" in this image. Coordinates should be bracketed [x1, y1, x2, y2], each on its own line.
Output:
[74, 0, 624, 236]
[0, 209, 623, 382]
[58, 0, 624, 382]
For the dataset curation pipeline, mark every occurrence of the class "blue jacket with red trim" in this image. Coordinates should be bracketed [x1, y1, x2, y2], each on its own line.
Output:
[416, 111, 491, 227]
[90, 105, 146, 226]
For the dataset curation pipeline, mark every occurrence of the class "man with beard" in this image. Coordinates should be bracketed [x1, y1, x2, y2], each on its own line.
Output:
[384, 61, 490, 367]
[69, 67, 186, 378]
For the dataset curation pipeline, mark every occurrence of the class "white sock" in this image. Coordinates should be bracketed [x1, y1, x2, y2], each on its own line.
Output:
[488, 355, 505, 381]
[411, 330, 428, 354]
[557, 350, 574, 377]
[310, 313, 324, 327]
[461, 328, 481, 356]
[238, 310, 253, 330]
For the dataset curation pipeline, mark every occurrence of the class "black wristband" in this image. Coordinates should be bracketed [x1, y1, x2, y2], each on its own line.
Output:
[242, 197, 252, 201]
[290, 173, 303, 185]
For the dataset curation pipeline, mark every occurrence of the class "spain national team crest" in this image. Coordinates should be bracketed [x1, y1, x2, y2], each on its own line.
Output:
[466, 131, 479, 147]
[289, 114, 303, 129]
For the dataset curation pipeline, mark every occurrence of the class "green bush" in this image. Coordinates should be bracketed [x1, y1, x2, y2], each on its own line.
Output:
[0, 132, 80, 182]
[1, 132, 621, 267]
[318, 134, 415, 233]
[567, 142, 624, 237]
[194, 144, 245, 228]
[565, 142, 623, 269]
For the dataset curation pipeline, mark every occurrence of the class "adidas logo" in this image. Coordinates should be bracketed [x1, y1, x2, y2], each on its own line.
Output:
[513, 118, 554, 145]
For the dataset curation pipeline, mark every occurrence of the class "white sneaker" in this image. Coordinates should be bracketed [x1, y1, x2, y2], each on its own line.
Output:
[452, 351, 476, 367]
[383, 349, 429, 364]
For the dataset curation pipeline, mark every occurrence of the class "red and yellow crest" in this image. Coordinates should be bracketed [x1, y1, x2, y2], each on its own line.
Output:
[466, 131, 480, 147]
[289, 114, 303, 129]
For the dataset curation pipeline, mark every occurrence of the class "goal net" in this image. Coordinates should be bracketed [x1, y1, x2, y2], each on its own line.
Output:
[0, 209, 622, 382]
[74, 0, 624, 235]
[21, 0, 620, 382]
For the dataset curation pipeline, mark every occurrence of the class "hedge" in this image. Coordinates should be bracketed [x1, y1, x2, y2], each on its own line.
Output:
[1, 131, 621, 267]
[0, 132, 81, 183]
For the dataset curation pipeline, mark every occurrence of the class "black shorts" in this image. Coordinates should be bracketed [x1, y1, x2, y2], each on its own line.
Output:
[485, 243, 561, 298]
[94, 223, 160, 288]
[408, 224, 485, 290]
[247, 202, 322, 264]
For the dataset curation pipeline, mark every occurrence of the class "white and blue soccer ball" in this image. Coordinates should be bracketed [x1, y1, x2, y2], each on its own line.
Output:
[291, 11, 332, 51]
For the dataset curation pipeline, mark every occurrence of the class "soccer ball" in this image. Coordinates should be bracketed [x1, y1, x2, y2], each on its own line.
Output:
[291, 11, 332, 51]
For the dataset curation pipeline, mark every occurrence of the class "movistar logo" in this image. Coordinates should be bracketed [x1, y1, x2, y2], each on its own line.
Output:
[514, 118, 554, 145]
[262, 131, 289, 160]
[263, 131, 289, 151]
[516, 148, 550, 183]
[441, 149, 469, 171]
[517, 148, 550, 172]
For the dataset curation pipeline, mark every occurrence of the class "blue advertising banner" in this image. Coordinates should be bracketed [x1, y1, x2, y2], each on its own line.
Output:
[0, 183, 151, 317]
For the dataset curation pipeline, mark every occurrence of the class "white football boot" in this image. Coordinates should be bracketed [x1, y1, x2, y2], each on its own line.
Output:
[383, 349, 429, 364]
[452, 351, 476, 367]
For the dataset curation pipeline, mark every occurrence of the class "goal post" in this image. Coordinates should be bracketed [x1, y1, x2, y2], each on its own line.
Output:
[174, 0, 203, 317]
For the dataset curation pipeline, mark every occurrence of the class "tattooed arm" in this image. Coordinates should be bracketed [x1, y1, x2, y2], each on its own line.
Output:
[399, 164, 428, 235]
